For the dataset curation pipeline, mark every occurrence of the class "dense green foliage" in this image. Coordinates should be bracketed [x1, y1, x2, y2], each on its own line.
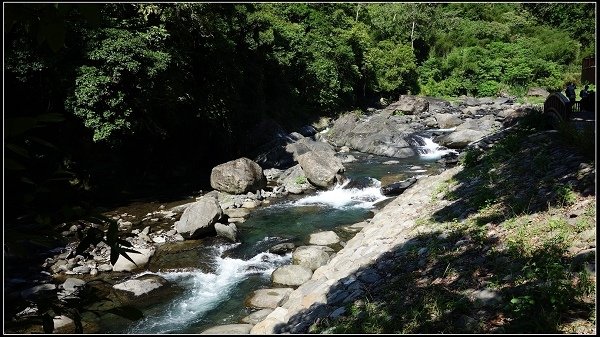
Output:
[4, 3, 596, 246]
[3, 3, 596, 332]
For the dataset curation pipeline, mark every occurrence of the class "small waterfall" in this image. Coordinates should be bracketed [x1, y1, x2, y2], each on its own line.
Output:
[409, 134, 457, 160]
[293, 177, 387, 209]
[126, 244, 290, 334]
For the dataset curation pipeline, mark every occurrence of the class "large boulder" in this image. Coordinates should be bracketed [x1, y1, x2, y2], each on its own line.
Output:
[425, 96, 452, 113]
[287, 138, 345, 188]
[210, 157, 267, 194]
[435, 113, 463, 129]
[455, 116, 496, 132]
[277, 164, 313, 194]
[384, 95, 429, 115]
[82, 273, 177, 315]
[326, 112, 417, 159]
[296, 151, 344, 188]
[253, 136, 297, 170]
[436, 129, 486, 149]
[175, 195, 222, 239]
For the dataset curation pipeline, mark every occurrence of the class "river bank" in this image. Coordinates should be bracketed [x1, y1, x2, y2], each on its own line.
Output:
[5, 95, 595, 334]
[260, 118, 596, 334]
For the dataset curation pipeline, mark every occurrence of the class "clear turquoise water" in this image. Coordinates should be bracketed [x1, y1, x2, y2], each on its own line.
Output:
[103, 150, 445, 334]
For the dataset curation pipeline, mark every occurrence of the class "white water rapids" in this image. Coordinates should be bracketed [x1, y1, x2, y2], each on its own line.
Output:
[293, 177, 387, 209]
[410, 134, 458, 160]
[126, 244, 290, 334]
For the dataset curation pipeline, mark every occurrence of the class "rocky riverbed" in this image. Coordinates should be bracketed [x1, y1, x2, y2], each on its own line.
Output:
[5, 94, 562, 334]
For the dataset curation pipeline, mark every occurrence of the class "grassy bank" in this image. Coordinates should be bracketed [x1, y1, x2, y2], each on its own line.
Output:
[311, 108, 596, 334]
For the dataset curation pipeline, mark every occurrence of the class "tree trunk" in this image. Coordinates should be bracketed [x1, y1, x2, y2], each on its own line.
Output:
[411, 21, 415, 49]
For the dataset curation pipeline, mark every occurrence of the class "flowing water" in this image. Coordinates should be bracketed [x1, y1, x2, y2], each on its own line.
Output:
[102, 136, 453, 334]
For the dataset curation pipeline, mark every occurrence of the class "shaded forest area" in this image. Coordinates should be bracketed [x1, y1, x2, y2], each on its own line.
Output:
[4, 3, 595, 252]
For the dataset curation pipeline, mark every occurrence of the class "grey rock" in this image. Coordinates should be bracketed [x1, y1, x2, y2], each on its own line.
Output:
[113, 274, 169, 296]
[271, 265, 313, 286]
[112, 248, 155, 272]
[269, 242, 295, 255]
[214, 222, 238, 242]
[175, 195, 222, 239]
[62, 278, 85, 293]
[241, 308, 274, 324]
[308, 231, 340, 246]
[201, 324, 253, 334]
[210, 157, 267, 194]
[292, 246, 333, 271]
[246, 288, 293, 309]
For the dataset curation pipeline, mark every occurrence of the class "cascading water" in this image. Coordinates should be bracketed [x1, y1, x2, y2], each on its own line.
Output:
[409, 134, 458, 160]
[124, 244, 290, 334]
[293, 177, 387, 209]
[104, 151, 447, 334]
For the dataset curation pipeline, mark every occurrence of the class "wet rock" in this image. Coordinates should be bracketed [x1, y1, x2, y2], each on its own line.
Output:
[340, 221, 368, 233]
[214, 223, 238, 242]
[269, 242, 295, 255]
[113, 274, 169, 296]
[148, 240, 214, 273]
[108, 274, 183, 309]
[380, 177, 417, 196]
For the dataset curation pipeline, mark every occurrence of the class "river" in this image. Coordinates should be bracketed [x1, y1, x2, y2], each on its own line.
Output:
[95, 136, 455, 334]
